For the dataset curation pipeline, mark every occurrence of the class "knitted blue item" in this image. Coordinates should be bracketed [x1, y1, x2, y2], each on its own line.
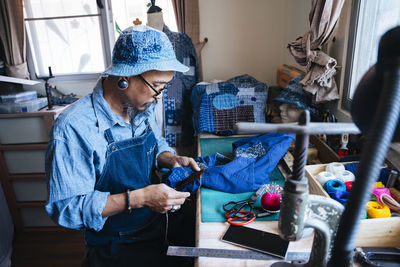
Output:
[104, 25, 189, 77]
[324, 179, 347, 194]
[330, 190, 350, 204]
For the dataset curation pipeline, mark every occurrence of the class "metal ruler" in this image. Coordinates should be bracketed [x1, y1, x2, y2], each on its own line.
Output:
[167, 246, 310, 262]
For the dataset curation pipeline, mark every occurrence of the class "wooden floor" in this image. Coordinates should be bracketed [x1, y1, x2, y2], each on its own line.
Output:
[11, 230, 85, 267]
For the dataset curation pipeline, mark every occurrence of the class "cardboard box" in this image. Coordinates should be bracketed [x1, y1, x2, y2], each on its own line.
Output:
[305, 163, 400, 247]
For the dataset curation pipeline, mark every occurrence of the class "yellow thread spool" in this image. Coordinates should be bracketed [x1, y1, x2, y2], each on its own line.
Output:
[367, 201, 391, 218]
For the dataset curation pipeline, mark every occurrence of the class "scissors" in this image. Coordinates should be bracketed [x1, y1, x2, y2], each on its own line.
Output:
[222, 187, 275, 226]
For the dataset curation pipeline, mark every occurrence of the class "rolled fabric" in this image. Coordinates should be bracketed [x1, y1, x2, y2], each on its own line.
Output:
[367, 201, 391, 218]
[345, 181, 354, 192]
[335, 170, 355, 183]
[372, 187, 391, 204]
[330, 190, 350, 205]
[389, 187, 400, 203]
[323, 179, 347, 194]
[325, 162, 345, 175]
[316, 171, 336, 186]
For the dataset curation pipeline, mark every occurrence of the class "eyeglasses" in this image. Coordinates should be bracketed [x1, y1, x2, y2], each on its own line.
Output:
[138, 75, 172, 96]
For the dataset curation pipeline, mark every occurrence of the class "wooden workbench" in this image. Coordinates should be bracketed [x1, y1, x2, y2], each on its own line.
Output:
[194, 183, 314, 266]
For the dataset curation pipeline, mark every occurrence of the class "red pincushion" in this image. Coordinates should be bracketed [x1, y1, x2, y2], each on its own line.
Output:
[261, 192, 281, 211]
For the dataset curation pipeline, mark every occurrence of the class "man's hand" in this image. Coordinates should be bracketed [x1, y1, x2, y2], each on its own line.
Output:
[133, 184, 190, 213]
[157, 152, 201, 171]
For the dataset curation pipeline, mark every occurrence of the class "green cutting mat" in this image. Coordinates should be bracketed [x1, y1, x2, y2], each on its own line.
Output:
[200, 166, 285, 222]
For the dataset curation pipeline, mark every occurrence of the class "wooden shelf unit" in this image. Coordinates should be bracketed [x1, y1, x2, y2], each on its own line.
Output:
[0, 106, 68, 233]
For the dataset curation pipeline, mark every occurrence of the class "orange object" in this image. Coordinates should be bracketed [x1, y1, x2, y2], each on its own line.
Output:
[133, 18, 142, 25]
[277, 64, 305, 88]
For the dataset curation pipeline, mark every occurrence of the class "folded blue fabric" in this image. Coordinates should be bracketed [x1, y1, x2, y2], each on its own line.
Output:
[165, 133, 294, 193]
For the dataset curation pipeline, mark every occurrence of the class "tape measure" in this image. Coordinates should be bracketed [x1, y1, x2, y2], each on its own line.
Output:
[167, 246, 310, 262]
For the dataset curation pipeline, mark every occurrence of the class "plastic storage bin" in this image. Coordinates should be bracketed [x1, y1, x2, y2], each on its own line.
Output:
[0, 98, 47, 114]
[0, 91, 37, 103]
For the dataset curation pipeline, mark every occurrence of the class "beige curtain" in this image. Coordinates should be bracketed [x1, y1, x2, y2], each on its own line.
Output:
[172, 0, 206, 79]
[0, 0, 29, 79]
[288, 0, 345, 103]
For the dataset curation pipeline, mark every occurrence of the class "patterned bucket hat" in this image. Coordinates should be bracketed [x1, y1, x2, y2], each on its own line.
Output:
[104, 25, 189, 77]
[274, 76, 321, 120]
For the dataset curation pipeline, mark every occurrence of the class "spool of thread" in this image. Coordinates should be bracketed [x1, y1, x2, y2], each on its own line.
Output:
[330, 190, 350, 205]
[389, 187, 400, 203]
[345, 181, 354, 192]
[323, 179, 347, 194]
[335, 170, 355, 183]
[325, 162, 345, 175]
[316, 171, 336, 186]
[367, 201, 391, 218]
[373, 187, 391, 204]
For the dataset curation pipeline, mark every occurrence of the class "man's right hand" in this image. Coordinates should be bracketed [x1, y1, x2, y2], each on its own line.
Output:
[132, 184, 190, 213]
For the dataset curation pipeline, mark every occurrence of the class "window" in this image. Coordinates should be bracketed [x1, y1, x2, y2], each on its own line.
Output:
[341, 0, 400, 110]
[23, 0, 177, 80]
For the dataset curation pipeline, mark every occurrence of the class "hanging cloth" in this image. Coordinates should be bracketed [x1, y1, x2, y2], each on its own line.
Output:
[287, 0, 345, 103]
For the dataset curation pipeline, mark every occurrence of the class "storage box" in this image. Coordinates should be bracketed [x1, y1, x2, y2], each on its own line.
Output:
[305, 163, 400, 246]
[277, 64, 305, 88]
[0, 91, 37, 103]
[0, 97, 47, 114]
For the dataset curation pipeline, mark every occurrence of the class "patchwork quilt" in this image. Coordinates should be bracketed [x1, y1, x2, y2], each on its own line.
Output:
[191, 74, 268, 135]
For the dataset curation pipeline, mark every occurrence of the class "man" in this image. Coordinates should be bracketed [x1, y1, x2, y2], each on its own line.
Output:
[45, 25, 200, 266]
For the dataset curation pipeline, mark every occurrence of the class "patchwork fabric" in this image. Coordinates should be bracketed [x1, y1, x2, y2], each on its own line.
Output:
[213, 105, 254, 134]
[162, 25, 200, 147]
[191, 74, 268, 135]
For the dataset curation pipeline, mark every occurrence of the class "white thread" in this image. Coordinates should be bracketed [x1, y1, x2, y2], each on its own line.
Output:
[316, 171, 337, 186]
[325, 162, 345, 176]
[335, 170, 355, 183]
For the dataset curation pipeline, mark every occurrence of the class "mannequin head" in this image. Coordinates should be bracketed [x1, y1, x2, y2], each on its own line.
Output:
[279, 103, 304, 123]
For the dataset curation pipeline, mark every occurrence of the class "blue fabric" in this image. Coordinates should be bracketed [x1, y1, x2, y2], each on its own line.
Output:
[344, 162, 391, 184]
[165, 133, 294, 193]
[274, 76, 321, 120]
[104, 25, 188, 77]
[191, 74, 268, 136]
[162, 25, 200, 147]
[85, 123, 162, 245]
[45, 78, 175, 231]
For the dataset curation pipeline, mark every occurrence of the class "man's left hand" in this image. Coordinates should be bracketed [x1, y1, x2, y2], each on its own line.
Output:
[157, 152, 200, 171]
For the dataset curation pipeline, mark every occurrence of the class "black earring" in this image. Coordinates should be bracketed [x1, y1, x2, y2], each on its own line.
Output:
[117, 78, 128, 90]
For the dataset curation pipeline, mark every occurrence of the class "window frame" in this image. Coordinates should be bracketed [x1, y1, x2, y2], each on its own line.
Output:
[25, 0, 115, 82]
[341, 0, 361, 111]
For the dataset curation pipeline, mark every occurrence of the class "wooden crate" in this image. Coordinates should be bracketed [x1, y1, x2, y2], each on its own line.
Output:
[305, 163, 400, 247]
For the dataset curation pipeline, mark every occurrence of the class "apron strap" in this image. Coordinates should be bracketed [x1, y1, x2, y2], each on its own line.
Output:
[104, 128, 115, 144]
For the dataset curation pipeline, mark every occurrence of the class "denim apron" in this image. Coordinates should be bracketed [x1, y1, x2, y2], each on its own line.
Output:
[85, 121, 168, 265]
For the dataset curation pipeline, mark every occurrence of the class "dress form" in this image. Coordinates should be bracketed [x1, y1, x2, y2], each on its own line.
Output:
[147, 12, 164, 31]
[147, 1, 165, 133]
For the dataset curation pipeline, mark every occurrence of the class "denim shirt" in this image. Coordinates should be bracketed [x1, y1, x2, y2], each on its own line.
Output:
[45, 78, 175, 231]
